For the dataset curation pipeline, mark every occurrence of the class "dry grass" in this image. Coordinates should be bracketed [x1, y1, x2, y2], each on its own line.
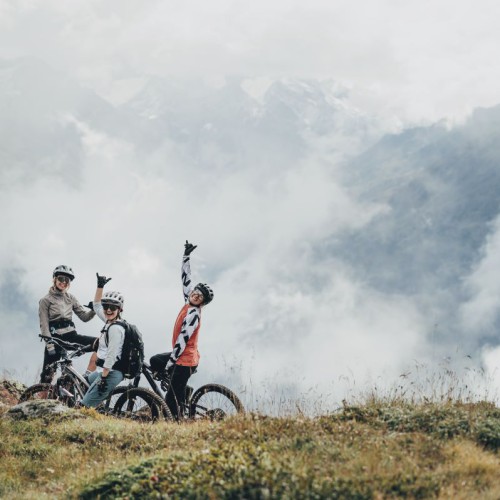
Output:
[1, 399, 499, 499]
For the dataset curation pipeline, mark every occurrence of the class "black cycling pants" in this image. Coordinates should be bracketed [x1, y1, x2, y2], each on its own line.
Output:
[165, 365, 197, 420]
[40, 331, 98, 383]
[150, 353, 197, 419]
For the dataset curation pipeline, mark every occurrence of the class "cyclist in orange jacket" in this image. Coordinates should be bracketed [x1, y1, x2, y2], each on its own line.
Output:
[150, 240, 214, 419]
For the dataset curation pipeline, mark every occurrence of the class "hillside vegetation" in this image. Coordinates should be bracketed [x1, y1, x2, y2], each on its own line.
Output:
[1, 396, 499, 499]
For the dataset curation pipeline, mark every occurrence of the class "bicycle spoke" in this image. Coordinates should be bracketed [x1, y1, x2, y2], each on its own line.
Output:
[190, 384, 244, 421]
[113, 388, 171, 422]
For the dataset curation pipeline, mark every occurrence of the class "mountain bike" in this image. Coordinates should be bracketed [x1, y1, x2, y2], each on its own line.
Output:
[20, 337, 171, 422]
[122, 358, 244, 421]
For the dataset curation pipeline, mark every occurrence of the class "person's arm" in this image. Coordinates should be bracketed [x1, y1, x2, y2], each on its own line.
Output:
[93, 301, 106, 322]
[182, 256, 193, 302]
[72, 296, 96, 322]
[103, 323, 125, 371]
[38, 297, 51, 338]
[166, 306, 200, 370]
[94, 273, 111, 322]
[182, 240, 197, 301]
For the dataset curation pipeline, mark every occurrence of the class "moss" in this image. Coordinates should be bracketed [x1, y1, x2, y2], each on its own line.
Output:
[473, 418, 500, 451]
[332, 402, 500, 450]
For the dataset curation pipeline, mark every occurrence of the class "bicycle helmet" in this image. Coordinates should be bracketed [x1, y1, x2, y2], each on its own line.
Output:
[194, 283, 214, 305]
[53, 265, 75, 281]
[102, 291, 125, 310]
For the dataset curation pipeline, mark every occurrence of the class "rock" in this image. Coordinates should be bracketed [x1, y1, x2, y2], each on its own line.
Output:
[0, 379, 27, 405]
[4, 399, 75, 420]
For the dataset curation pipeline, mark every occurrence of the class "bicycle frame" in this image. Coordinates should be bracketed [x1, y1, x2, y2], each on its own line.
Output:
[129, 363, 167, 397]
[56, 363, 89, 401]
[41, 338, 90, 403]
[128, 362, 193, 415]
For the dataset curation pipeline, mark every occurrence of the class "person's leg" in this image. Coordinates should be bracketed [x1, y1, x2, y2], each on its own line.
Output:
[81, 371, 124, 408]
[64, 331, 98, 348]
[86, 370, 100, 387]
[64, 331, 99, 372]
[165, 365, 194, 419]
[39, 336, 64, 383]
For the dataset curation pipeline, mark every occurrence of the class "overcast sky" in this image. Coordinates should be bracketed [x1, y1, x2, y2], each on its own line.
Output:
[1, 1, 500, 413]
[2, 0, 500, 123]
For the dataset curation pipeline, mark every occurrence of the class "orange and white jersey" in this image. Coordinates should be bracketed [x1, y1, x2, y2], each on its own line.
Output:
[166, 255, 201, 368]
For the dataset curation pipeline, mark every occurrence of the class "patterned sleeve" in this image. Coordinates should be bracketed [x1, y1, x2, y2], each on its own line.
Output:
[182, 255, 194, 302]
[166, 306, 200, 369]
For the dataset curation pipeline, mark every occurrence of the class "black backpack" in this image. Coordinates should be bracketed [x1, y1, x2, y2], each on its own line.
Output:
[106, 320, 145, 379]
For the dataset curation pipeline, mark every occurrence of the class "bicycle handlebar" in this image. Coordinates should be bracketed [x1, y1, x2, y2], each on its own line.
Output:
[38, 335, 91, 358]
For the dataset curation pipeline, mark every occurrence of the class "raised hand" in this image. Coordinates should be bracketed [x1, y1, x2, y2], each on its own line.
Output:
[184, 240, 197, 256]
[96, 273, 112, 288]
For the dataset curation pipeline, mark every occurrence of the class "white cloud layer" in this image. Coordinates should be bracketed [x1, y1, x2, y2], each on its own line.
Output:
[1, 1, 500, 412]
[460, 216, 500, 333]
[2, 1, 500, 123]
[0, 111, 427, 410]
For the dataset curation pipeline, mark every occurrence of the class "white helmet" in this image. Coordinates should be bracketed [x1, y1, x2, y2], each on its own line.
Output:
[102, 291, 124, 310]
[53, 265, 75, 281]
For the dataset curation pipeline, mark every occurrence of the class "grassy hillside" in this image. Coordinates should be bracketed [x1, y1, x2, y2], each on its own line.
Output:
[1, 399, 499, 499]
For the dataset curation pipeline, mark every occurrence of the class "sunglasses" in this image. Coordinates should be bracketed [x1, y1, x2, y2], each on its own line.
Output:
[56, 275, 71, 284]
[102, 303, 119, 312]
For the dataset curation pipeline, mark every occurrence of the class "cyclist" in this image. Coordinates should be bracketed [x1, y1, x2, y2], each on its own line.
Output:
[39, 265, 97, 383]
[81, 273, 126, 407]
[150, 240, 214, 419]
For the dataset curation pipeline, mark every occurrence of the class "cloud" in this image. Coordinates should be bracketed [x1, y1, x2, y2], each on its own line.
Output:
[0, 67, 428, 408]
[2, 2, 500, 410]
[459, 216, 500, 334]
[483, 345, 500, 401]
[2, 1, 500, 122]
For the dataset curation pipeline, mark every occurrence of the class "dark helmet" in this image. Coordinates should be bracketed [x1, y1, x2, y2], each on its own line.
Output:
[194, 283, 214, 305]
[53, 265, 75, 281]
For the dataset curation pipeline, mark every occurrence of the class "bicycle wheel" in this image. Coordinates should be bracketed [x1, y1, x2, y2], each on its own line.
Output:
[113, 387, 172, 422]
[19, 383, 57, 402]
[190, 384, 244, 420]
[100, 385, 128, 413]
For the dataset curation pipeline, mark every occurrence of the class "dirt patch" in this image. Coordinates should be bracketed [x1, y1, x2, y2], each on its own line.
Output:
[0, 379, 27, 406]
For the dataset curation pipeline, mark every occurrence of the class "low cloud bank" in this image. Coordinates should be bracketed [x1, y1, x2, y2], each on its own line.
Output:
[1, 64, 500, 411]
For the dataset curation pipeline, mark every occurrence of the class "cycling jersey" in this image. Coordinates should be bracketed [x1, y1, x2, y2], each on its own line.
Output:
[94, 301, 125, 371]
[39, 286, 95, 337]
[39, 286, 97, 383]
[166, 255, 201, 369]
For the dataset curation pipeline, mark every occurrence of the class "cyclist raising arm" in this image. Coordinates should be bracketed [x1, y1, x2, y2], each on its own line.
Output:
[150, 240, 214, 419]
[81, 273, 126, 408]
[39, 265, 97, 383]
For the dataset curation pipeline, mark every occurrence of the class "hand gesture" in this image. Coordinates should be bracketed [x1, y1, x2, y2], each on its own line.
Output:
[184, 240, 197, 256]
[96, 272, 112, 288]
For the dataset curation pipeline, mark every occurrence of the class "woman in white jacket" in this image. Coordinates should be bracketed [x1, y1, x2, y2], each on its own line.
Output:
[81, 273, 126, 408]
